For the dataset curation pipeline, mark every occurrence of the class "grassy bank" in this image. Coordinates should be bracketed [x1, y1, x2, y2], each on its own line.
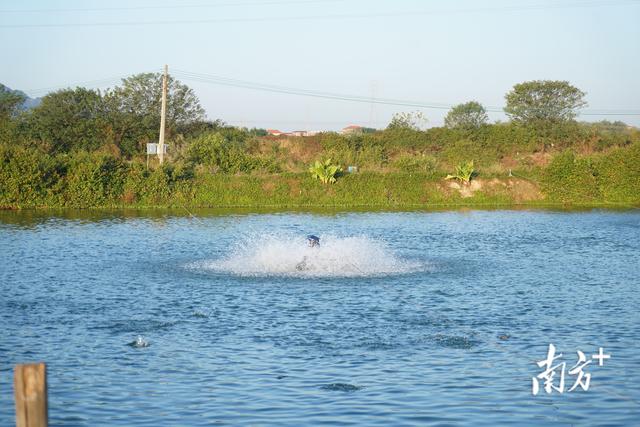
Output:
[3, 75, 640, 210]
[2, 149, 639, 210]
[187, 173, 514, 208]
[2, 114, 640, 210]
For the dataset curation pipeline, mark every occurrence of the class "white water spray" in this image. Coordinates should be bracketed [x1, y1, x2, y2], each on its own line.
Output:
[189, 233, 422, 278]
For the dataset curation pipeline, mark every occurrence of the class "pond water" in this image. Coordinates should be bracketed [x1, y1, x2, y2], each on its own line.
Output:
[1, 209, 639, 425]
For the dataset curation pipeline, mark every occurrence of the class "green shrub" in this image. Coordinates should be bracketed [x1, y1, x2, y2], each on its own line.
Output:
[0, 145, 63, 207]
[186, 131, 280, 173]
[63, 152, 126, 207]
[541, 151, 601, 203]
[318, 133, 388, 168]
[143, 165, 173, 204]
[443, 139, 485, 165]
[309, 159, 342, 184]
[446, 161, 476, 183]
[392, 154, 438, 174]
[595, 143, 640, 202]
[122, 162, 147, 204]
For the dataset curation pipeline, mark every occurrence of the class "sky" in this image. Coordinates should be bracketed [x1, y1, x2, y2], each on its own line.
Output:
[1, 0, 639, 130]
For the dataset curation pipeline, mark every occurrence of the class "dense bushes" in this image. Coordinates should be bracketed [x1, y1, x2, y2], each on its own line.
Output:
[1, 142, 639, 208]
[0, 145, 63, 207]
[0, 128, 284, 208]
[311, 121, 638, 171]
[541, 151, 601, 203]
[63, 152, 126, 207]
[1, 105, 639, 208]
[0, 146, 192, 208]
[595, 143, 640, 202]
[318, 132, 388, 167]
[392, 153, 438, 175]
[185, 131, 280, 174]
[541, 143, 640, 203]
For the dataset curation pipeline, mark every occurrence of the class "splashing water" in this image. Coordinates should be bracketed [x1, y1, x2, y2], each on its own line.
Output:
[128, 335, 150, 348]
[189, 233, 423, 277]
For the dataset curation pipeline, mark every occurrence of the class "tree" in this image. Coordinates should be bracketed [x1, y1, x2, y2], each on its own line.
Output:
[386, 111, 427, 131]
[0, 84, 26, 120]
[179, 119, 227, 139]
[504, 80, 587, 124]
[444, 101, 488, 129]
[104, 73, 205, 155]
[20, 88, 107, 153]
[593, 120, 628, 133]
[0, 85, 27, 145]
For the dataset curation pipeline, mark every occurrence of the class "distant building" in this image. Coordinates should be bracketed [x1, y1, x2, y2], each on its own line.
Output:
[267, 129, 322, 137]
[341, 125, 363, 135]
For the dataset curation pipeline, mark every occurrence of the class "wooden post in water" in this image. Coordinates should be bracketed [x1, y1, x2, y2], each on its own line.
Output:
[14, 363, 48, 427]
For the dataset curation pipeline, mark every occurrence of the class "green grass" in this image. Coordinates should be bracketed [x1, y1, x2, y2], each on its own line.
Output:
[2, 133, 640, 210]
[3, 168, 639, 210]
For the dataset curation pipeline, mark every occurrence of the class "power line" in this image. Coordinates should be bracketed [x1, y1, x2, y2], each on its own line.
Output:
[0, 0, 347, 14]
[1, 0, 638, 29]
[25, 76, 128, 96]
[171, 69, 640, 116]
[173, 69, 458, 110]
[222, 119, 390, 125]
[19, 68, 640, 117]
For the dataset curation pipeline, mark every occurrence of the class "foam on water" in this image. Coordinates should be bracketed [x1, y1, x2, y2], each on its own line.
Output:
[189, 233, 423, 277]
[128, 335, 150, 348]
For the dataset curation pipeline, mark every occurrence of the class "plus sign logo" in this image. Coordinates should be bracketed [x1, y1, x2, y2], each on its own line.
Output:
[592, 347, 611, 366]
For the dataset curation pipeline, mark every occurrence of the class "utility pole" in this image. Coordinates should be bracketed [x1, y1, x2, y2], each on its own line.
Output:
[158, 64, 168, 165]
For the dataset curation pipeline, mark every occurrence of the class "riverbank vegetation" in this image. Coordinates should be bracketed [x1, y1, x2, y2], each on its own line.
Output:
[1, 77, 639, 209]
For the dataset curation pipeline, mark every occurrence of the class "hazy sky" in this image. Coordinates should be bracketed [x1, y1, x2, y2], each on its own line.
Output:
[2, 0, 639, 130]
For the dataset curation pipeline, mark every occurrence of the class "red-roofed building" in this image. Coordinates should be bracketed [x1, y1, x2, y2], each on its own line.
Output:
[267, 129, 285, 136]
[341, 125, 363, 134]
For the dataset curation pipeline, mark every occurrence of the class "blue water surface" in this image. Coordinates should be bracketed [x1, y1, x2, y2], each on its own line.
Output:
[1, 209, 639, 426]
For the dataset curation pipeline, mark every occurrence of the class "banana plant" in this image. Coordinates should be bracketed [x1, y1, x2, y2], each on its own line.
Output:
[309, 159, 342, 184]
[445, 160, 476, 184]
